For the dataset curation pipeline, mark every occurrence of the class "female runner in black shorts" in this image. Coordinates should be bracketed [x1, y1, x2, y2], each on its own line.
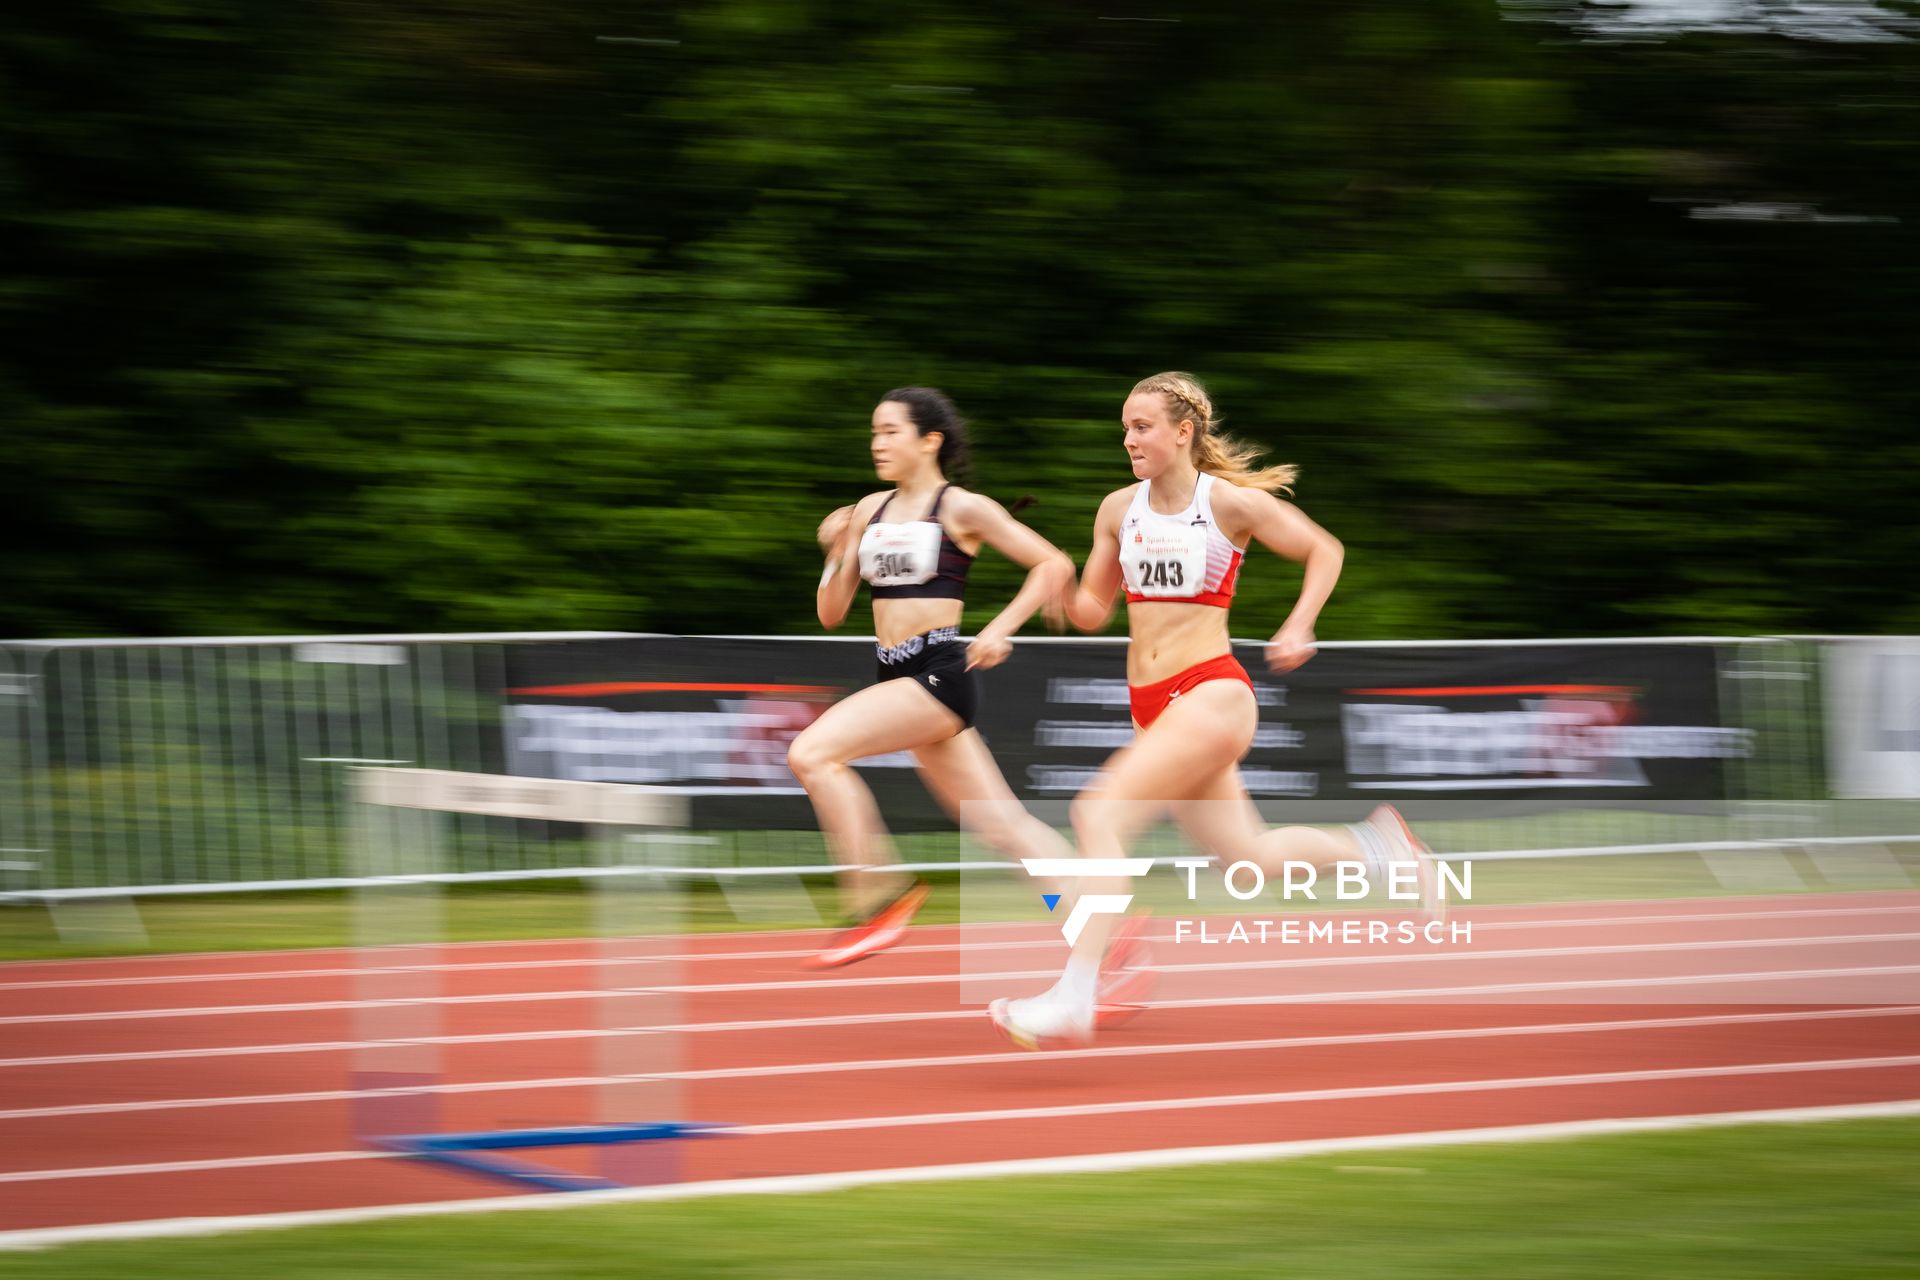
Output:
[793, 387, 1078, 966]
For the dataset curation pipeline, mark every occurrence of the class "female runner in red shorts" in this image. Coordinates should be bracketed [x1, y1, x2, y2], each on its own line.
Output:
[990, 372, 1439, 1047]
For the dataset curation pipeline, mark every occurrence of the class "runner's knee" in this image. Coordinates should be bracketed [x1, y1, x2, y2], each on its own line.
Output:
[1071, 790, 1136, 842]
[786, 736, 843, 785]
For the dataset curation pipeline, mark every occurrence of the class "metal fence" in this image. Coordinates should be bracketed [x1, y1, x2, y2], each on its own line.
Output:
[0, 633, 642, 897]
[0, 631, 1904, 900]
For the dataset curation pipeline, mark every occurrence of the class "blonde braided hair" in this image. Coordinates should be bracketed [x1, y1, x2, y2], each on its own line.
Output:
[1132, 371, 1297, 495]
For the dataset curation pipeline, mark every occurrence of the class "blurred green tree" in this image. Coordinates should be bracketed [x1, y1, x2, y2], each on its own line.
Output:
[2, 0, 1914, 639]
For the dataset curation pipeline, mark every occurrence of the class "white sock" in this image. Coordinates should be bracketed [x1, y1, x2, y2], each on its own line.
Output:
[1346, 821, 1393, 883]
[1050, 950, 1100, 1011]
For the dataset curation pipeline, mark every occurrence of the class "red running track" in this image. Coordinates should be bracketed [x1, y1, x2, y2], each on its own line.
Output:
[3, 891, 1920, 1236]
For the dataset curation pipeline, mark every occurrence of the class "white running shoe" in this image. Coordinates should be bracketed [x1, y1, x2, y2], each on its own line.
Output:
[1366, 804, 1445, 924]
[989, 995, 1095, 1051]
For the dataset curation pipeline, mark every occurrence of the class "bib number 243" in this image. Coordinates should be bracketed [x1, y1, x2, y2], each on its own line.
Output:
[1140, 560, 1185, 589]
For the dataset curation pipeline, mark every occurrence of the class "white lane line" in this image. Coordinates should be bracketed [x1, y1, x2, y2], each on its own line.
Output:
[8, 962, 1916, 1054]
[6, 890, 1913, 982]
[3, 1058, 1918, 1193]
[6, 1006, 1919, 1122]
[7, 900, 1920, 994]
[23, 1000, 1920, 1077]
[0, 1027, 608, 1070]
[0, 1148, 387, 1185]
[7, 1099, 1920, 1251]
[728, 1054, 1920, 1137]
[8, 929, 1918, 1024]
[7, 902, 1920, 993]
[0, 988, 606, 1026]
[656, 964, 1920, 1034]
[658, 931, 1920, 995]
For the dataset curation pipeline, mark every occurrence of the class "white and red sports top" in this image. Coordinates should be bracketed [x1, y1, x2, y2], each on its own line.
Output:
[1118, 472, 1245, 609]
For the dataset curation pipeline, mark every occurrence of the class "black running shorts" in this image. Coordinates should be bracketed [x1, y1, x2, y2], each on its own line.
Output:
[874, 626, 979, 729]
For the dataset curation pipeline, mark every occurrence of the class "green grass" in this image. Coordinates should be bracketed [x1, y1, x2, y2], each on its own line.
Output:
[3, 1117, 1917, 1276]
[3, 842, 1913, 963]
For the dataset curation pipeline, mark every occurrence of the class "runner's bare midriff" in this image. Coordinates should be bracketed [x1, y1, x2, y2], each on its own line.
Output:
[1126, 601, 1234, 685]
[873, 597, 966, 649]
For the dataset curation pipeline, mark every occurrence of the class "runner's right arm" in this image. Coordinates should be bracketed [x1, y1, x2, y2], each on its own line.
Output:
[1065, 488, 1131, 633]
[816, 493, 884, 629]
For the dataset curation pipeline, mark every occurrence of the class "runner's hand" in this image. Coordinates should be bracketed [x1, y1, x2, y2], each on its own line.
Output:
[817, 506, 854, 551]
[966, 632, 1013, 670]
[1266, 623, 1316, 672]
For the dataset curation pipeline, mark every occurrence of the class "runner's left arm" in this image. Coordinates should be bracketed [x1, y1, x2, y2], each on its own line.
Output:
[1216, 484, 1344, 672]
[949, 492, 1075, 670]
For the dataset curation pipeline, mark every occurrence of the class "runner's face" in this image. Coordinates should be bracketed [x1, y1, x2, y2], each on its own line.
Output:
[870, 401, 934, 481]
[1121, 392, 1190, 480]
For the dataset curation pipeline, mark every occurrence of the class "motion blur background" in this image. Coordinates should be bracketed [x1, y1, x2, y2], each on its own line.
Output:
[4, 5, 1920, 1267]
[4, 0, 1916, 644]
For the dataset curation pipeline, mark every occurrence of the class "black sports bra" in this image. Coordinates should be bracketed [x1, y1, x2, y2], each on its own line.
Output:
[858, 484, 973, 601]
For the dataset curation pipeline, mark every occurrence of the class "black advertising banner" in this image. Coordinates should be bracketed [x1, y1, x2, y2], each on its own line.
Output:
[502, 638, 1750, 829]
[503, 636, 899, 828]
[1238, 642, 1747, 802]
